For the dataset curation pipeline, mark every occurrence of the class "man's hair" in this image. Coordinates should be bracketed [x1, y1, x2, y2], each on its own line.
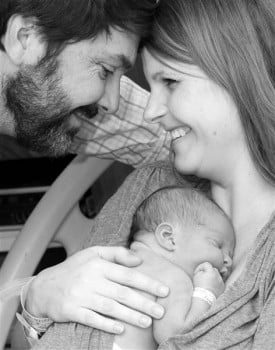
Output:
[145, 0, 275, 185]
[0, 0, 157, 56]
[129, 186, 226, 244]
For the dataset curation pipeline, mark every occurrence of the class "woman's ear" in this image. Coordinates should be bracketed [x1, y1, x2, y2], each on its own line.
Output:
[2, 14, 46, 66]
[155, 223, 176, 251]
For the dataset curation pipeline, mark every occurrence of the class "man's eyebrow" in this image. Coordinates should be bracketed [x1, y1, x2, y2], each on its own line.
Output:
[106, 54, 134, 70]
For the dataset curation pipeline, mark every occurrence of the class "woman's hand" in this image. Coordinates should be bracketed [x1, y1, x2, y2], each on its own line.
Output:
[25, 246, 169, 334]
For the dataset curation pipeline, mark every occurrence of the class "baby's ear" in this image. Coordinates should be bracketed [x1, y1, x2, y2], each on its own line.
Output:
[155, 223, 176, 251]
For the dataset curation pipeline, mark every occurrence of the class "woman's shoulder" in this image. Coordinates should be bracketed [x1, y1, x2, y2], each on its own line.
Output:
[125, 161, 180, 189]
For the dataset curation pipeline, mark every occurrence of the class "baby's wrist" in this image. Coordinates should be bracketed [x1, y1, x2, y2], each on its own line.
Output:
[192, 287, 216, 306]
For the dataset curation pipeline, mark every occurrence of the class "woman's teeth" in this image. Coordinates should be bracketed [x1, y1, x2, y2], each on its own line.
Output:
[170, 127, 190, 141]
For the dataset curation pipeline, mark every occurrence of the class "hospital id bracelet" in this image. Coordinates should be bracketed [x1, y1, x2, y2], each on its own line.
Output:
[192, 287, 217, 306]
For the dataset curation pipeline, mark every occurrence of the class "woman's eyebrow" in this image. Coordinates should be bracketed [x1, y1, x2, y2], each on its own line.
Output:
[151, 69, 205, 80]
[151, 71, 166, 80]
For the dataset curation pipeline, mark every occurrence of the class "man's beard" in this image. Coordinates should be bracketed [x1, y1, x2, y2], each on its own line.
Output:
[4, 58, 98, 157]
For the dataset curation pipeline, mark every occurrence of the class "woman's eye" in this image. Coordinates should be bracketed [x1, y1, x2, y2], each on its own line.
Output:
[163, 78, 178, 87]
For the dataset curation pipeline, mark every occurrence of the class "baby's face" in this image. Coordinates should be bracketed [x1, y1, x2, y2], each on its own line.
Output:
[173, 211, 235, 280]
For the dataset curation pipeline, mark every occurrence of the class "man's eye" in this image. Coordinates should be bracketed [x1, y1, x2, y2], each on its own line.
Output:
[99, 66, 113, 80]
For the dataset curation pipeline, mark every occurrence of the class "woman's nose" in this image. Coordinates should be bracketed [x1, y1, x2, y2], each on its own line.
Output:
[143, 92, 167, 124]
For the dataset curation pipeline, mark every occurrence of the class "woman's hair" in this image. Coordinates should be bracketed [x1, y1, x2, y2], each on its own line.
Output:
[0, 0, 157, 57]
[145, 0, 275, 184]
[129, 186, 226, 244]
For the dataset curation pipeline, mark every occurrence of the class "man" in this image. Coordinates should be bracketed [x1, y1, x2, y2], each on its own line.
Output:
[0, 0, 169, 163]
[0, 0, 170, 345]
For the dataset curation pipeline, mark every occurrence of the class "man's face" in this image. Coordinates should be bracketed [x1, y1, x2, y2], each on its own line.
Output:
[4, 28, 138, 156]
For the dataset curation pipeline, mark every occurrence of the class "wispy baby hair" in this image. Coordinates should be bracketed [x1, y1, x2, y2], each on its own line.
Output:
[129, 186, 225, 244]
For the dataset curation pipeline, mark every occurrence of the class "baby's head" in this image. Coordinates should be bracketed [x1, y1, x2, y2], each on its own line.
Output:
[129, 186, 235, 280]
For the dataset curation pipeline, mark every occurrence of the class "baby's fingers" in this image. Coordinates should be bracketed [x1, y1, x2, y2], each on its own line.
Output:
[194, 262, 214, 274]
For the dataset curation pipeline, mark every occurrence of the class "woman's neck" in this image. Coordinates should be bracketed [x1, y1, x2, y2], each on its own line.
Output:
[211, 164, 275, 261]
[210, 162, 274, 287]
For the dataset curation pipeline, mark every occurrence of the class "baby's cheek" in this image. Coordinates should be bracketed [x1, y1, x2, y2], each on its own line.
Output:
[215, 253, 225, 270]
[206, 252, 224, 271]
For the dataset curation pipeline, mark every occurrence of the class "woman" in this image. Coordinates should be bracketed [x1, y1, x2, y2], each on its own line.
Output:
[26, 0, 275, 349]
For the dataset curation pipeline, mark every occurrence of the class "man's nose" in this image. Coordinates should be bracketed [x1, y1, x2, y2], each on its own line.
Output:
[143, 91, 167, 124]
[98, 80, 120, 114]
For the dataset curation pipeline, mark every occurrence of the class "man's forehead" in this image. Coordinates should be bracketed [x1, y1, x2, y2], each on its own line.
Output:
[93, 28, 138, 67]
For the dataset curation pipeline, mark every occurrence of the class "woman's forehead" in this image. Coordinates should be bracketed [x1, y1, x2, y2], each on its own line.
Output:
[142, 48, 205, 79]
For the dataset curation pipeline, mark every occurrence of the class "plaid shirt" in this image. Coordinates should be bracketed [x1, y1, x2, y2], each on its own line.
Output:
[70, 76, 171, 167]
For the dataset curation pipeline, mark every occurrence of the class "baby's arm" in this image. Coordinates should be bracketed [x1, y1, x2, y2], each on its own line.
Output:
[114, 248, 193, 348]
[153, 262, 225, 344]
[113, 249, 179, 350]
[184, 262, 225, 324]
[152, 267, 193, 344]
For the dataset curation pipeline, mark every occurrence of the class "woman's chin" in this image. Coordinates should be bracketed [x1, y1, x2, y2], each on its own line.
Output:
[173, 153, 202, 178]
[173, 156, 192, 175]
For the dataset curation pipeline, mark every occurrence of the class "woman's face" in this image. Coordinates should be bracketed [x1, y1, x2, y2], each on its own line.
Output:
[142, 48, 248, 182]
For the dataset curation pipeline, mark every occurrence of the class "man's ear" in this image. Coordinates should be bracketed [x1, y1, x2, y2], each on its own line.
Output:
[2, 14, 46, 66]
[155, 223, 176, 251]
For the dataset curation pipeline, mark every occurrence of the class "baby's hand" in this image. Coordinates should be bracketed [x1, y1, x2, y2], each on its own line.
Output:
[193, 262, 225, 297]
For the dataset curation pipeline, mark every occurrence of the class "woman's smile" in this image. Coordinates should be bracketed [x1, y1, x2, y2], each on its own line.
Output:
[169, 127, 191, 143]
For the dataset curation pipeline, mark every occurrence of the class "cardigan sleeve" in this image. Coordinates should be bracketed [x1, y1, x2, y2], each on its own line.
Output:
[69, 76, 170, 167]
[251, 270, 275, 350]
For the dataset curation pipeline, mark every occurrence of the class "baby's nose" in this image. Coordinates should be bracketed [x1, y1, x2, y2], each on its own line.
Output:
[224, 254, 233, 267]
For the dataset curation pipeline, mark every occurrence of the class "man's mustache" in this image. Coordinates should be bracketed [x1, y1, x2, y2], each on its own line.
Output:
[73, 104, 99, 120]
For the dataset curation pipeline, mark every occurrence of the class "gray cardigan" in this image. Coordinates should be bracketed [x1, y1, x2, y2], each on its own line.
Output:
[33, 162, 275, 350]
